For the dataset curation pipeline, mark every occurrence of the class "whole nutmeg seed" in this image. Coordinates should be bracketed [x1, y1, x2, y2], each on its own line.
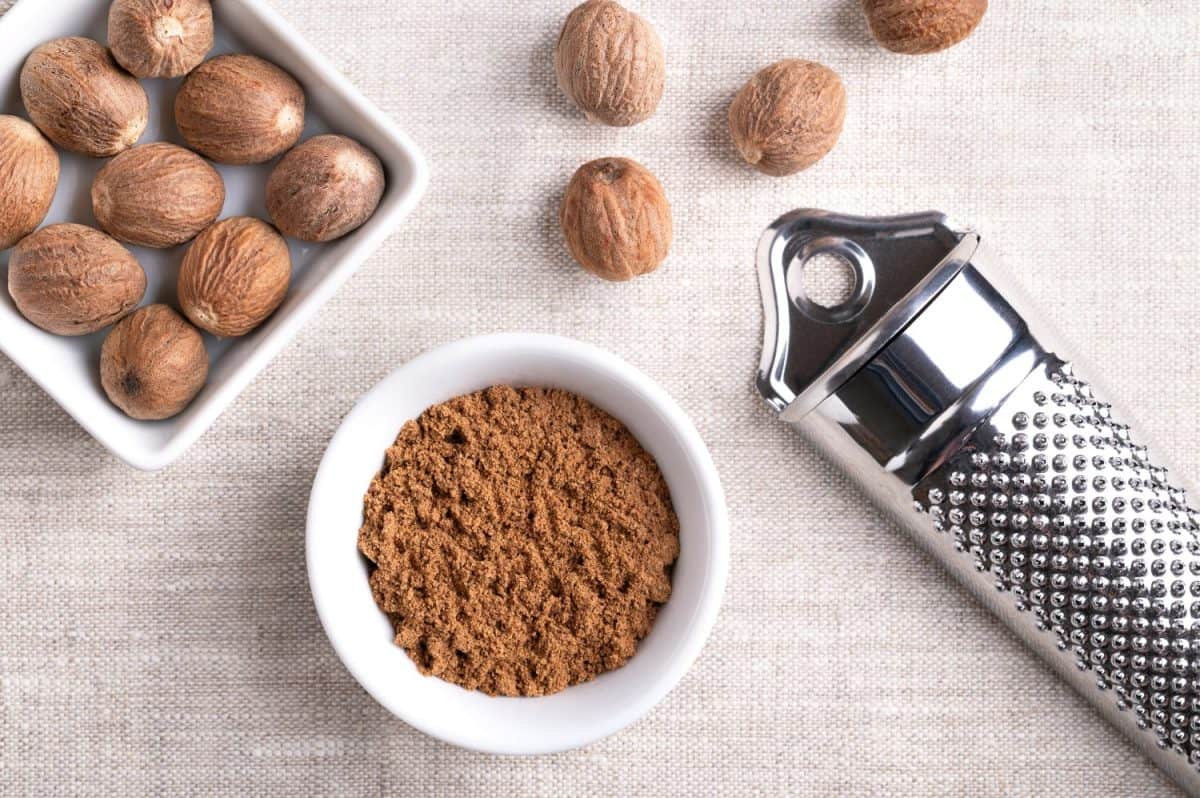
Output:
[728, 59, 846, 177]
[108, 0, 215, 78]
[20, 37, 149, 158]
[175, 54, 306, 165]
[266, 134, 386, 243]
[178, 217, 291, 337]
[863, 0, 987, 54]
[92, 142, 225, 248]
[0, 115, 59, 251]
[8, 223, 146, 336]
[560, 157, 671, 281]
[101, 304, 209, 420]
[554, 0, 665, 127]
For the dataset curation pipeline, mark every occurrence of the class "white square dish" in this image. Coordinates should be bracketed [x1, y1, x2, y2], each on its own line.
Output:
[0, 0, 429, 470]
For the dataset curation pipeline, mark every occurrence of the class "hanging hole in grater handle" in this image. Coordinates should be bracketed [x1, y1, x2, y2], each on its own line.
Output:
[756, 210, 975, 416]
[785, 236, 876, 324]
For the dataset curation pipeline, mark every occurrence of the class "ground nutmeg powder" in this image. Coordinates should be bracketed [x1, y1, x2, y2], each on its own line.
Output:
[358, 385, 681, 697]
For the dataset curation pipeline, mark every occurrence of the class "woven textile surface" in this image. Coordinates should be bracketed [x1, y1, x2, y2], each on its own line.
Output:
[2, 0, 1198, 795]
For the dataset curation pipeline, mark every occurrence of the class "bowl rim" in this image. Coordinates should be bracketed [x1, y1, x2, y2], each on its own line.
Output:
[305, 332, 730, 754]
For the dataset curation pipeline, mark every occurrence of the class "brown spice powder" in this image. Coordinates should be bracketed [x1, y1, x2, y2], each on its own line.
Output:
[358, 385, 680, 697]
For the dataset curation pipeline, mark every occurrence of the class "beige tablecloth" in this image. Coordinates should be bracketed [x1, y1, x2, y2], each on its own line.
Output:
[3, 1, 1199, 795]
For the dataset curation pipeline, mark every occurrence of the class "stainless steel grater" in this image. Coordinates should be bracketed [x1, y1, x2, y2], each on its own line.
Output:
[757, 210, 1200, 794]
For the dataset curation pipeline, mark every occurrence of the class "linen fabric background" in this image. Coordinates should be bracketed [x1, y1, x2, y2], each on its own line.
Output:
[2, 0, 1198, 795]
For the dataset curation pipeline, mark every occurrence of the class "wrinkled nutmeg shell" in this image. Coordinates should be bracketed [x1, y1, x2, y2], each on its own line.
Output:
[101, 304, 209, 420]
[175, 54, 306, 165]
[108, 0, 215, 79]
[7, 223, 146, 336]
[0, 116, 59, 251]
[20, 37, 149, 158]
[862, 0, 987, 55]
[560, 157, 672, 281]
[178, 216, 292, 337]
[728, 59, 846, 177]
[92, 142, 225, 249]
[554, 0, 665, 127]
[266, 134, 386, 243]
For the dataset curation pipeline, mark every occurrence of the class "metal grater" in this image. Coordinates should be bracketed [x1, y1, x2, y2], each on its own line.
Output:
[757, 210, 1200, 794]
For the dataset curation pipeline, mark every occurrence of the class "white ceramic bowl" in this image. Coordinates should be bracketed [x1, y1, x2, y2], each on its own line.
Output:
[0, 0, 428, 470]
[306, 334, 729, 754]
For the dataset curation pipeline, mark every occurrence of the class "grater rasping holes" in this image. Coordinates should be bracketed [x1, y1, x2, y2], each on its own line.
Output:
[918, 361, 1200, 744]
[757, 210, 1200, 794]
